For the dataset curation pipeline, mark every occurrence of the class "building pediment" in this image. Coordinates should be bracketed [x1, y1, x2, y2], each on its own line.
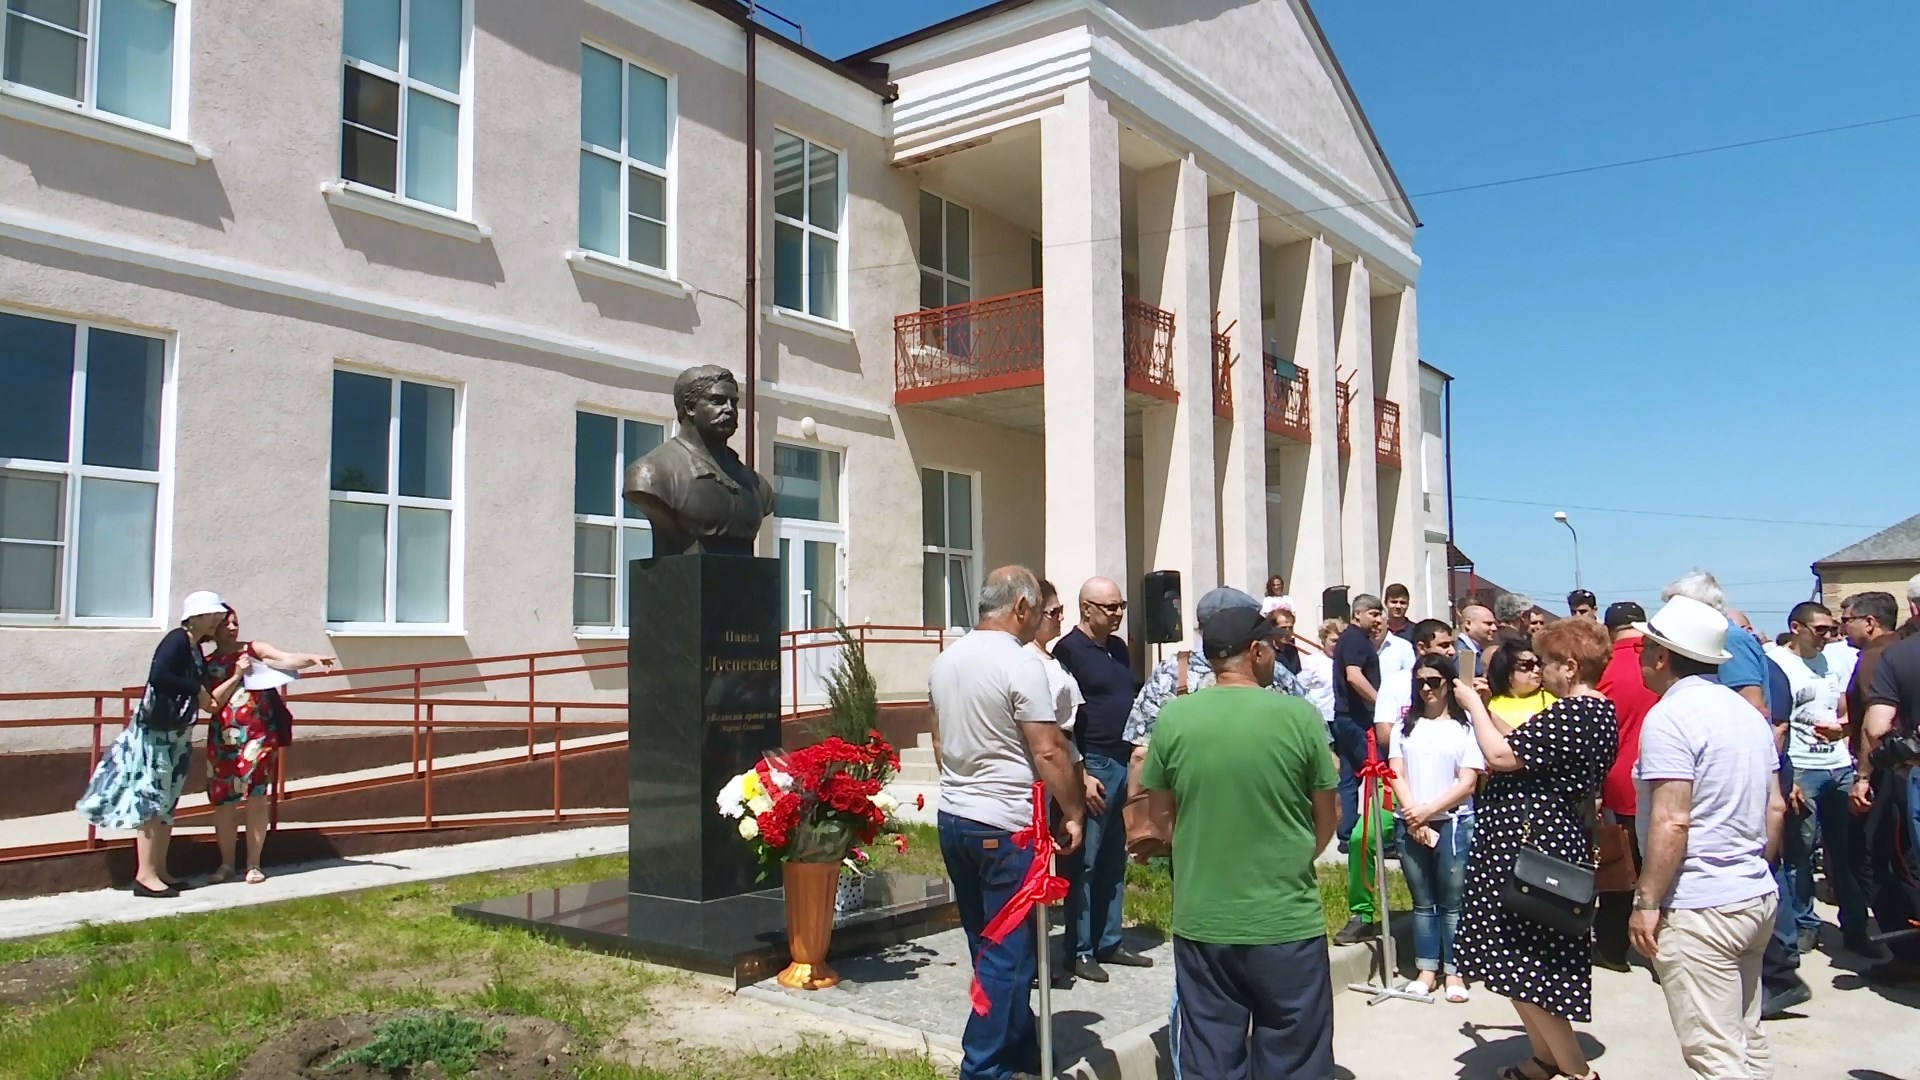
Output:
[852, 0, 1417, 271]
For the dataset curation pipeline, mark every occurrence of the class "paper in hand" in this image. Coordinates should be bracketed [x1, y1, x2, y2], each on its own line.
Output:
[242, 664, 297, 692]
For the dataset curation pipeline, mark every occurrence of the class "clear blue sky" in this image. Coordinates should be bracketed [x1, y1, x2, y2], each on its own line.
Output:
[776, 0, 1920, 631]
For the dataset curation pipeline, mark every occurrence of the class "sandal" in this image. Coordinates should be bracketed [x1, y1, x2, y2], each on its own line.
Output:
[1444, 981, 1470, 1004]
[210, 866, 235, 885]
[1399, 978, 1434, 997]
[244, 868, 266, 884]
[1496, 1059, 1560, 1080]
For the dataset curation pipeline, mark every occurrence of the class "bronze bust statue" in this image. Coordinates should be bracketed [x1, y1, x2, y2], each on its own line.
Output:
[623, 366, 776, 557]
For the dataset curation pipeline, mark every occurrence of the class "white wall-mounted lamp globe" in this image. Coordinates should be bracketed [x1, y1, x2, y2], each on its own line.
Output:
[799, 416, 817, 440]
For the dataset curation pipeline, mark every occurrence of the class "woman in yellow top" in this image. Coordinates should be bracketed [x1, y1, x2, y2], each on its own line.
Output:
[1485, 639, 1556, 728]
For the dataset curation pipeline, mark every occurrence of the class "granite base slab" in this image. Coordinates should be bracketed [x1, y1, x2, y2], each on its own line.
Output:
[453, 871, 956, 987]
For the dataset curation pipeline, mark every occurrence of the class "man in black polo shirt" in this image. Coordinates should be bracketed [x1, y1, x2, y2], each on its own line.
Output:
[1859, 620, 1920, 981]
[1054, 576, 1155, 981]
[1330, 594, 1383, 853]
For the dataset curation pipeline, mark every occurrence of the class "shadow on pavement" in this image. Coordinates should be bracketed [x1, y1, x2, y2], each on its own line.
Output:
[1455, 1022, 1607, 1077]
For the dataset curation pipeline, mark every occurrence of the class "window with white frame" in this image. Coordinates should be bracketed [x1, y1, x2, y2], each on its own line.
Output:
[327, 369, 458, 627]
[0, 311, 166, 622]
[918, 192, 970, 310]
[572, 411, 661, 631]
[920, 468, 975, 631]
[339, 0, 467, 211]
[772, 443, 839, 525]
[771, 130, 842, 322]
[578, 43, 670, 272]
[2, 0, 184, 132]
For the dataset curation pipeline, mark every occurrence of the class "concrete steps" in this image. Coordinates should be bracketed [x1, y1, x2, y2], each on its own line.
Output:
[895, 732, 939, 784]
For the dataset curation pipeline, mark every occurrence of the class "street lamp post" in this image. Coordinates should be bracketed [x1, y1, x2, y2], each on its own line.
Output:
[1553, 511, 1583, 592]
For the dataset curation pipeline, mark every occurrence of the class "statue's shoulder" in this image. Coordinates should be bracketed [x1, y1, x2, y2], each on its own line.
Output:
[624, 437, 694, 497]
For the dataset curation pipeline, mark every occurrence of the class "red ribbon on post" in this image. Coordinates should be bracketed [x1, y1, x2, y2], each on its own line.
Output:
[968, 782, 1070, 1016]
[1354, 729, 1398, 857]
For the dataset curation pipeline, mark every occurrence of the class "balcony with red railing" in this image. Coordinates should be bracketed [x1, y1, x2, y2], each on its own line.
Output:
[1335, 374, 1354, 456]
[1264, 355, 1309, 443]
[1210, 321, 1234, 420]
[1375, 397, 1402, 469]
[892, 290, 1179, 417]
[1121, 296, 1178, 402]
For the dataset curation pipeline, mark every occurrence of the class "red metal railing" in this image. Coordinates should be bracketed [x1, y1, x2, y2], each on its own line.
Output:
[0, 625, 944, 865]
[894, 289, 1044, 404]
[1210, 318, 1234, 420]
[1264, 355, 1309, 442]
[1375, 397, 1402, 469]
[1336, 373, 1354, 455]
[1121, 296, 1177, 401]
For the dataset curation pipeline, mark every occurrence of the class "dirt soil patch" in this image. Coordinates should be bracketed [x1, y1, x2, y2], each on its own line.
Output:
[236, 1012, 581, 1079]
[0, 954, 86, 1008]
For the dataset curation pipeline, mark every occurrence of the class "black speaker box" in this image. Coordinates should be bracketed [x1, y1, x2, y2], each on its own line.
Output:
[1322, 586, 1351, 623]
[1142, 570, 1183, 643]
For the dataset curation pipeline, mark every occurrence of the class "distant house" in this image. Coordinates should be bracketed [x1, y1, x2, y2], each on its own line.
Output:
[1813, 513, 1920, 610]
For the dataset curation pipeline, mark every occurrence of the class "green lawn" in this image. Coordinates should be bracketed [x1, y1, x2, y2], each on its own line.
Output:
[0, 856, 940, 1080]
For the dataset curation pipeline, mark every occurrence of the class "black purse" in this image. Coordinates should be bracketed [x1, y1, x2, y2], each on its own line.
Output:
[1501, 810, 1598, 936]
[132, 683, 194, 732]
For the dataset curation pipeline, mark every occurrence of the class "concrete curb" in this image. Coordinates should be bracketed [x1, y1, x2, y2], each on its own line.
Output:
[741, 941, 1380, 1080]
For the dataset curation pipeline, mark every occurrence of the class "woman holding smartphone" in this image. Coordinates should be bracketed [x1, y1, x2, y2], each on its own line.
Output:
[1388, 655, 1485, 1001]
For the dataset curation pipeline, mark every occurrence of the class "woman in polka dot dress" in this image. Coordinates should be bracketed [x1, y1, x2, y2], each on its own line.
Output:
[1453, 618, 1618, 1080]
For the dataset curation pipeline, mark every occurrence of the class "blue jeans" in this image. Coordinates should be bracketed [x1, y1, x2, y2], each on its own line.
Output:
[1769, 857, 1800, 968]
[1784, 763, 1870, 939]
[1331, 718, 1369, 846]
[1397, 814, 1474, 975]
[939, 811, 1039, 1080]
[1066, 752, 1130, 962]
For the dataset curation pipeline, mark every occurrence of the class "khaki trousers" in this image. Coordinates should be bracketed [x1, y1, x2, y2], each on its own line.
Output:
[1652, 892, 1777, 1079]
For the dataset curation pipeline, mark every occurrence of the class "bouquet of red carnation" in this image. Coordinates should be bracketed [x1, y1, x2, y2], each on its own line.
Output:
[715, 730, 910, 876]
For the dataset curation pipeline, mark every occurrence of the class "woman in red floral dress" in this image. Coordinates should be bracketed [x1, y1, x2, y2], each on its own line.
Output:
[203, 606, 336, 883]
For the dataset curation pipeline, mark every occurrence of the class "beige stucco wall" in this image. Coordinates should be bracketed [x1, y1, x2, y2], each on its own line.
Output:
[1820, 566, 1920, 614]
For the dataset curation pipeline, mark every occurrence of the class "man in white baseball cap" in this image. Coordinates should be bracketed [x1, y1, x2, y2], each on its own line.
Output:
[1629, 595, 1787, 1078]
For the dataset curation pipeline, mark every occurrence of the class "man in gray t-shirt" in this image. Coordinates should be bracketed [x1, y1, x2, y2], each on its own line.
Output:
[929, 565, 1084, 1080]
[1631, 597, 1787, 1079]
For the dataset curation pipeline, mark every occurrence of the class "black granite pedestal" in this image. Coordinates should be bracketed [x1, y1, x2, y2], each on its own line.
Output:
[454, 553, 955, 981]
[454, 871, 956, 987]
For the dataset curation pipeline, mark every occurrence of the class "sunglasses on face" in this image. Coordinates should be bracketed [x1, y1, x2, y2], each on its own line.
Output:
[1416, 676, 1447, 690]
[1810, 624, 1840, 638]
[1043, 606, 1065, 620]
[1513, 658, 1541, 671]
[1087, 600, 1127, 615]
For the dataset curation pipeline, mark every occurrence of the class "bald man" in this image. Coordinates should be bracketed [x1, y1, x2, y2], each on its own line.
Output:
[1054, 576, 1155, 979]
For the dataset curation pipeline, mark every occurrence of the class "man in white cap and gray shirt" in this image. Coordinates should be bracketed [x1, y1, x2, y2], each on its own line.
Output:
[1630, 595, 1788, 1079]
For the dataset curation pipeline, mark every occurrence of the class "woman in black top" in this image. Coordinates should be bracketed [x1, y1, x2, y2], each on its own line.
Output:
[77, 591, 239, 897]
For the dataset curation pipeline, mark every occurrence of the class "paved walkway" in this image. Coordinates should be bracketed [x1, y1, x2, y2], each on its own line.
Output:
[1331, 919, 1919, 1078]
[0, 825, 626, 941]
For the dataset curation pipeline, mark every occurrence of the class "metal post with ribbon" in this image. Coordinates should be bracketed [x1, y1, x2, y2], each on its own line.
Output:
[968, 783, 1071, 1071]
[1345, 731, 1432, 1007]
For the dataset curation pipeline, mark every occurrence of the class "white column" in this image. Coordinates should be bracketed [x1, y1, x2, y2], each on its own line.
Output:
[1381, 286, 1424, 598]
[1213, 191, 1265, 594]
[1336, 257, 1380, 596]
[1137, 155, 1218, 629]
[1267, 237, 1342, 616]
[1042, 85, 1127, 593]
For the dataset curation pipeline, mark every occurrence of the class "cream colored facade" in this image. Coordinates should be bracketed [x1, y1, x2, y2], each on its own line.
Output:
[0, 0, 1436, 750]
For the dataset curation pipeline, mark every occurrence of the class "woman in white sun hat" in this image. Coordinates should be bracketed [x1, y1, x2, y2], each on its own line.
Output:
[77, 590, 239, 898]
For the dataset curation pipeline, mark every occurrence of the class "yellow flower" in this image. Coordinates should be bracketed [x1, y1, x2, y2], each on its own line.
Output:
[741, 772, 763, 801]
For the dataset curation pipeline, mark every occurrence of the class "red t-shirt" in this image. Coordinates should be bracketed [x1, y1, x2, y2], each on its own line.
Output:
[1595, 636, 1658, 816]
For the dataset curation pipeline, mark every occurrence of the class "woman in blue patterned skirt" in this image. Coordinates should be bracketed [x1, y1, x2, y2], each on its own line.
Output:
[77, 591, 237, 898]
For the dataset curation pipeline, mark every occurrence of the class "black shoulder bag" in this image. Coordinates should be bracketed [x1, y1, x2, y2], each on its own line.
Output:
[1501, 799, 1599, 936]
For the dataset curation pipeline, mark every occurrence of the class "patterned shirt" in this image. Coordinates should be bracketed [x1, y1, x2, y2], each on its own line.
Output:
[1122, 640, 1317, 747]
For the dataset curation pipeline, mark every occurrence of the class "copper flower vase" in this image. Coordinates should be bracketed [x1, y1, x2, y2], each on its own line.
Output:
[775, 860, 841, 989]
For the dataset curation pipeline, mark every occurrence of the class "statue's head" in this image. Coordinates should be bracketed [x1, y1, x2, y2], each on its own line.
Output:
[672, 365, 741, 442]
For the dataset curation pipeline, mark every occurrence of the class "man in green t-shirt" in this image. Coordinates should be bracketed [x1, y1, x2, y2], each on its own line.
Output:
[1141, 604, 1340, 1078]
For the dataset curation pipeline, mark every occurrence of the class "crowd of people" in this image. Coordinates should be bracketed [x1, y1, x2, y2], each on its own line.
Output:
[929, 565, 1920, 1080]
[75, 591, 334, 895]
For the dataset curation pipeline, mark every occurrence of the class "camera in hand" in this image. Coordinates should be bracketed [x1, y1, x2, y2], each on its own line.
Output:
[1869, 732, 1920, 770]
